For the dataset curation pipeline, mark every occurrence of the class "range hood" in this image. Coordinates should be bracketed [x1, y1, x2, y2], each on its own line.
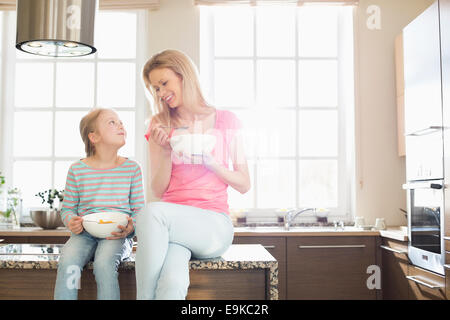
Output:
[15, 0, 97, 57]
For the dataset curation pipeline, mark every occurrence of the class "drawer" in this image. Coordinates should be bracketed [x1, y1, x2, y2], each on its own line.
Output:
[407, 265, 446, 300]
[446, 265, 450, 300]
[380, 238, 409, 263]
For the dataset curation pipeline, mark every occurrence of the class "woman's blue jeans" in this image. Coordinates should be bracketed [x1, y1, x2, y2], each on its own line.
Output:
[54, 231, 133, 300]
[135, 201, 234, 300]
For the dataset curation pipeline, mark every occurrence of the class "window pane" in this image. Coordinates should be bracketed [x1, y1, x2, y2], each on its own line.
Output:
[55, 112, 86, 157]
[95, 12, 137, 59]
[228, 160, 255, 210]
[15, 63, 54, 107]
[55, 161, 74, 191]
[97, 62, 136, 108]
[299, 110, 338, 157]
[257, 160, 296, 208]
[298, 6, 338, 57]
[231, 109, 257, 158]
[116, 111, 135, 158]
[299, 60, 338, 107]
[214, 7, 253, 57]
[257, 60, 295, 108]
[56, 63, 95, 108]
[299, 160, 337, 208]
[256, 6, 296, 57]
[13, 161, 52, 209]
[13, 112, 52, 157]
[257, 110, 296, 157]
[214, 59, 253, 107]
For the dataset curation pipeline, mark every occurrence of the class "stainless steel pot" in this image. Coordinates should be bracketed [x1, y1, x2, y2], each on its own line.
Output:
[30, 209, 64, 229]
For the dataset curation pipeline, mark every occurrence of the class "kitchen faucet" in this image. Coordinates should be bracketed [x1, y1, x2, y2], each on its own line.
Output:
[284, 208, 316, 230]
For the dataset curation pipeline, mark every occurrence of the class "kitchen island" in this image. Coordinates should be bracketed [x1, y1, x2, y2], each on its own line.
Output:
[0, 243, 278, 300]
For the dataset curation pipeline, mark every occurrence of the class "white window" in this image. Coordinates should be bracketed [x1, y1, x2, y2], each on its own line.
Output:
[200, 4, 355, 221]
[0, 10, 148, 222]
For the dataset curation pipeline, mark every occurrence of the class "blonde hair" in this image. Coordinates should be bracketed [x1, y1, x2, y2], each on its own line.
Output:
[142, 49, 210, 126]
[79, 108, 109, 157]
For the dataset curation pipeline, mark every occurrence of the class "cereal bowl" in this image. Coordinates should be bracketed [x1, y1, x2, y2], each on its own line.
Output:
[82, 212, 129, 238]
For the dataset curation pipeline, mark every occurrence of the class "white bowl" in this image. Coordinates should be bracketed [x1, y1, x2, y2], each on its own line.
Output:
[170, 134, 216, 156]
[82, 212, 129, 238]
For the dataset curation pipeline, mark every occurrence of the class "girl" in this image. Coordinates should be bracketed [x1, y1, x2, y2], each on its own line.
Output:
[136, 49, 250, 299]
[54, 108, 145, 300]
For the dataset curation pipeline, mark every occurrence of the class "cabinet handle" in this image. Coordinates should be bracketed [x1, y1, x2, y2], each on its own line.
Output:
[298, 245, 366, 249]
[406, 276, 441, 289]
[263, 245, 275, 249]
[444, 264, 450, 270]
[380, 245, 408, 254]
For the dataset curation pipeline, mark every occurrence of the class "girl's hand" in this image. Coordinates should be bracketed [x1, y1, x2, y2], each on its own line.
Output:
[107, 216, 134, 240]
[149, 123, 172, 151]
[68, 216, 83, 234]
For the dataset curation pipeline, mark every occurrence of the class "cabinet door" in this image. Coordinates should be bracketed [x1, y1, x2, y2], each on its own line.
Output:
[403, 0, 443, 181]
[287, 236, 377, 300]
[407, 265, 446, 300]
[233, 236, 286, 300]
[380, 238, 409, 300]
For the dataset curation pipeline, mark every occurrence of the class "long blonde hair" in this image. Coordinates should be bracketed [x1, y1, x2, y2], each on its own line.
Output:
[142, 49, 210, 126]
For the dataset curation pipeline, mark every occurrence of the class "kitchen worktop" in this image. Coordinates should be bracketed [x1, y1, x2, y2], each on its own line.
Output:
[0, 225, 408, 241]
[0, 243, 278, 299]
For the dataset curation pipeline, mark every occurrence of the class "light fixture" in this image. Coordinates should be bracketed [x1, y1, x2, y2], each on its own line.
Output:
[16, 0, 98, 57]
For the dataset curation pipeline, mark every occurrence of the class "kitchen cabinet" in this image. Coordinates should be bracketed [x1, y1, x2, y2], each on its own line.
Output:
[380, 238, 409, 300]
[407, 265, 446, 300]
[395, 32, 405, 157]
[233, 236, 286, 300]
[286, 236, 378, 300]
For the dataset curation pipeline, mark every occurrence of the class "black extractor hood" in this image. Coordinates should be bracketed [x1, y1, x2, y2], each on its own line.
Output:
[15, 0, 97, 57]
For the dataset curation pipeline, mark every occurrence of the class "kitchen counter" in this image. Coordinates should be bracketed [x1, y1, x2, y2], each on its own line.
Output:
[0, 225, 408, 241]
[0, 243, 278, 300]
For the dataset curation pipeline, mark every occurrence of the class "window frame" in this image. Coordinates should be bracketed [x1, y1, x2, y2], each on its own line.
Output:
[199, 5, 355, 222]
[0, 9, 149, 222]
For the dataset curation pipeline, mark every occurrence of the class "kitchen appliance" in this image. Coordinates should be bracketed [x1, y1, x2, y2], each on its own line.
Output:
[402, 0, 446, 275]
[15, 0, 97, 57]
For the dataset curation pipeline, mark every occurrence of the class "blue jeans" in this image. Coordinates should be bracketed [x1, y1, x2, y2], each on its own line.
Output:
[54, 231, 133, 300]
[135, 201, 234, 300]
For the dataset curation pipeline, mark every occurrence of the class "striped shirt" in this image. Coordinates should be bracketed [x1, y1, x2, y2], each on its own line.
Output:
[60, 158, 145, 228]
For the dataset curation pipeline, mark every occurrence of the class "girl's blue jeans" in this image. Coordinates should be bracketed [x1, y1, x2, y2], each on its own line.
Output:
[53, 230, 133, 300]
[135, 201, 234, 300]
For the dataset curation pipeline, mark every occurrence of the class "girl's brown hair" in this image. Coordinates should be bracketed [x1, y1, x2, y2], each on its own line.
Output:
[141, 49, 210, 127]
[79, 108, 108, 157]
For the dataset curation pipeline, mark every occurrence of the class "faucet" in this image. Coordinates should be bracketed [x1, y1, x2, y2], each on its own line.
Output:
[284, 208, 316, 230]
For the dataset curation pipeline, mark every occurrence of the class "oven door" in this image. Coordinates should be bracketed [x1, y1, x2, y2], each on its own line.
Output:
[403, 180, 445, 275]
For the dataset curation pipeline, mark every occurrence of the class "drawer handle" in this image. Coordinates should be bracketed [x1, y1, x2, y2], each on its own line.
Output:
[406, 276, 441, 289]
[298, 245, 366, 249]
[263, 245, 275, 249]
[380, 245, 408, 254]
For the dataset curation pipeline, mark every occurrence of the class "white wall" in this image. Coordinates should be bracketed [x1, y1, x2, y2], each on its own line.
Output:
[354, 0, 435, 226]
[144, 0, 436, 226]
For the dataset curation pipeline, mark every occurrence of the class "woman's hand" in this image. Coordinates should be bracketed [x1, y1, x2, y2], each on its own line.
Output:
[149, 122, 172, 151]
[68, 216, 83, 234]
[107, 216, 134, 240]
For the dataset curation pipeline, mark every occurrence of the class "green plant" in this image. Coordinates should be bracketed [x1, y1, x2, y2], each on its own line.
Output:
[0, 171, 5, 187]
[35, 189, 64, 209]
[4, 188, 21, 224]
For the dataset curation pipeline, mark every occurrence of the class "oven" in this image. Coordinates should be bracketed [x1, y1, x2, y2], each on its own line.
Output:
[403, 180, 445, 275]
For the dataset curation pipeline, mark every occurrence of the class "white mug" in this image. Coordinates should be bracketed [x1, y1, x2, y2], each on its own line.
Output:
[354, 216, 365, 228]
[375, 218, 386, 230]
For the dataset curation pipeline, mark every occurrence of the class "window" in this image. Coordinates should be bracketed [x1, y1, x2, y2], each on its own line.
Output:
[200, 4, 355, 221]
[0, 10, 148, 222]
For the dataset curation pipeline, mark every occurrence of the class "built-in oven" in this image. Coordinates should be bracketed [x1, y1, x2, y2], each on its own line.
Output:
[403, 180, 445, 275]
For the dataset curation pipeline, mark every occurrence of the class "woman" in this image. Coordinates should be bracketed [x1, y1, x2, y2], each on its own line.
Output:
[136, 49, 250, 300]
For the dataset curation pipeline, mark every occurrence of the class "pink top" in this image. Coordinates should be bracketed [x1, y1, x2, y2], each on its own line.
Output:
[145, 109, 242, 215]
